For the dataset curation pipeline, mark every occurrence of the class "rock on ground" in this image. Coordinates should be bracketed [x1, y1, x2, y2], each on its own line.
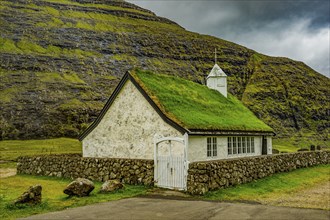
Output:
[14, 185, 42, 205]
[64, 178, 95, 197]
[100, 180, 124, 193]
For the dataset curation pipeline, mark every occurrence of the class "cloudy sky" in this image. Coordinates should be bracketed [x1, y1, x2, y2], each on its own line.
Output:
[128, 0, 330, 77]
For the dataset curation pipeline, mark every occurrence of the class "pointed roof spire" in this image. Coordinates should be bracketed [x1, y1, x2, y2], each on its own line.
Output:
[207, 64, 227, 78]
[214, 48, 217, 64]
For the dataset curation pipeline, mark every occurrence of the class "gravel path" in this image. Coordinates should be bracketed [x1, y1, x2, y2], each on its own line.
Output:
[0, 168, 17, 178]
[20, 197, 330, 220]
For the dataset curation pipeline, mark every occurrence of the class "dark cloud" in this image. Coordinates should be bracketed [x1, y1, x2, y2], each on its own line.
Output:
[128, 0, 330, 77]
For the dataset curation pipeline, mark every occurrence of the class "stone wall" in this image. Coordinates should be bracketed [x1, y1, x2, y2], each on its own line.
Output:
[187, 151, 330, 195]
[17, 154, 154, 185]
[17, 151, 330, 194]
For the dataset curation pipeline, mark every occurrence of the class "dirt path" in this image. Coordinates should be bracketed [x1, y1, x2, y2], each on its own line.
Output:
[263, 180, 330, 210]
[0, 168, 17, 178]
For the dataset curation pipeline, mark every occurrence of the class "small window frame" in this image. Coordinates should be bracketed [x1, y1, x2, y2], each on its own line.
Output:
[207, 137, 217, 158]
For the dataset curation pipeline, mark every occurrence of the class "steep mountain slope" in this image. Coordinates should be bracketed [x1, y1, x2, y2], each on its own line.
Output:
[0, 0, 329, 144]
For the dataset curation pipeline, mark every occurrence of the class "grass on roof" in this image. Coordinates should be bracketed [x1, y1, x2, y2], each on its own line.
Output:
[132, 70, 273, 132]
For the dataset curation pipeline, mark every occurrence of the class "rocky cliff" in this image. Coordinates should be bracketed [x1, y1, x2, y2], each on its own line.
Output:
[0, 0, 329, 143]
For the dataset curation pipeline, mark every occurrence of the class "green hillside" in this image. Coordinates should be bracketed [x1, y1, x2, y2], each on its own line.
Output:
[0, 0, 329, 147]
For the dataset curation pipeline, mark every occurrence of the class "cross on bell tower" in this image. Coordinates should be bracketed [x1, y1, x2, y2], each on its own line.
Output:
[214, 48, 217, 64]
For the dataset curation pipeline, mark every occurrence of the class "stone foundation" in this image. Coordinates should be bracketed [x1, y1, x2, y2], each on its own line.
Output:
[17, 154, 154, 185]
[187, 151, 330, 195]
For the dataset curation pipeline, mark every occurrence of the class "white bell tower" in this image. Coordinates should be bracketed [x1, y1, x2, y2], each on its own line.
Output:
[206, 49, 227, 98]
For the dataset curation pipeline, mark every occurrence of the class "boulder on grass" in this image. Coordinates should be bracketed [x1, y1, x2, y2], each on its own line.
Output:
[64, 178, 94, 197]
[14, 185, 42, 205]
[100, 180, 124, 193]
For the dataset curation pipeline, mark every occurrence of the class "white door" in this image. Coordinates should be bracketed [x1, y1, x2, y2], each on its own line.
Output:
[154, 134, 188, 190]
[157, 155, 186, 190]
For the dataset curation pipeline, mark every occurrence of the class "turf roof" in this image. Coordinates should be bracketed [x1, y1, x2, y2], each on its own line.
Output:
[131, 70, 274, 133]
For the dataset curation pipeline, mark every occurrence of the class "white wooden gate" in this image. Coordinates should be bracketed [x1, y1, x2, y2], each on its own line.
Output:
[154, 133, 188, 190]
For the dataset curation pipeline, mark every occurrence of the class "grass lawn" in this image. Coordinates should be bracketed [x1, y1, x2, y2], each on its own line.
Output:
[203, 164, 330, 209]
[0, 175, 148, 220]
[273, 136, 330, 153]
[0, 138, 81, 168]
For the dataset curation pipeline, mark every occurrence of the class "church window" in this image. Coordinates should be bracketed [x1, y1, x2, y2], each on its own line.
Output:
[228, 136, 255, 156]
[207, 137, 217, 157]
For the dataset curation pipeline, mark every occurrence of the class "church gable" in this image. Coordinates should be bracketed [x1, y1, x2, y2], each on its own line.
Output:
[82, 79, 182, 159]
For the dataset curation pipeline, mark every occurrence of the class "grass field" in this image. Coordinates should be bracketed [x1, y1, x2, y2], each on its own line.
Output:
[0, 138, 81, 168]
[203, 164, 330, 209]
[273, 136, 330, 153]
[0, 175, 148, 220]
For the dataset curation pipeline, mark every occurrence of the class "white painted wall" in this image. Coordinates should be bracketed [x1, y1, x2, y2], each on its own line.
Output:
[82, 80, 182, 159]
[188, 136, 265, 162]
[206, 76, 227, 98]
[267, 136, 273, 155]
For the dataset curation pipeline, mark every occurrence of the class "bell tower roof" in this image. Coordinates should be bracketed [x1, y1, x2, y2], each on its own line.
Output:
[207, 64, 227, 78]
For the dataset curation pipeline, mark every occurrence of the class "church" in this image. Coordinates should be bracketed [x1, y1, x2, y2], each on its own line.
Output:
[79, 64, 274, 190]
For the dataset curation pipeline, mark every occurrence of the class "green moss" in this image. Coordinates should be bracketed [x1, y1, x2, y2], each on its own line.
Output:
[0, 87, 18, 103]
[60, 10, 182, 33]
[94, 22, 116, 32]
[36, 72, 63, 83]
[44, 6, 60, 16]
[1, 36, 100, 58]
[83, 3, 154, 16]
[35, 72, 85, 85]
[51, 17, 64, 26]
[59, 98, 85, 109]
[0, 37, 21, 53]
[46, 45, 62, 56]
[132, 70, 273, 132]
[63, 73, 85, 84]
[43, 0, 153, 16]
[101, 75, 117, 80]
[17, 39, 47, 54]
[112, 54, 138, 63]
[76, 21, 94, 30]
[43, 0, 81, 6]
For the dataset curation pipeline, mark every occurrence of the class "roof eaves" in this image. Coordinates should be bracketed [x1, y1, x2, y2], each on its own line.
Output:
[188, 129, 276, 136]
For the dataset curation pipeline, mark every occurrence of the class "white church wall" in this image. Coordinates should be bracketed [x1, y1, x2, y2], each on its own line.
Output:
[267, 136, 273, 155]
[82, 80, 182, 159]
[207, 77, 227, 98]
[188, 136, 263, 162]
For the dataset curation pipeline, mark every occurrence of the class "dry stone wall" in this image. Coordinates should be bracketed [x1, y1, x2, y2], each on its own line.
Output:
[17, 154, 154, 185]
[17, 151, 330, 194]
[187, 151, 330, 195]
